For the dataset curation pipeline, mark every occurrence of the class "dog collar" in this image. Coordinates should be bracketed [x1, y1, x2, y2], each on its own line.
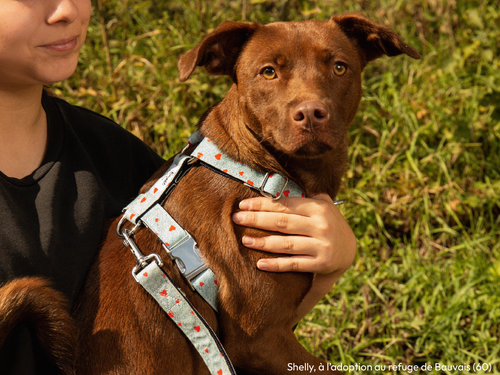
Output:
[188, 130, 305, 199]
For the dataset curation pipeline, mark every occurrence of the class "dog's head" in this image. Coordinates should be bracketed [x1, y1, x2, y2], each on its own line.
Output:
[179, 13, 420, 160]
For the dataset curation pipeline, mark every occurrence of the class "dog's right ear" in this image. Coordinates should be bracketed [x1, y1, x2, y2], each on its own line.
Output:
[178, 21, 259, 82]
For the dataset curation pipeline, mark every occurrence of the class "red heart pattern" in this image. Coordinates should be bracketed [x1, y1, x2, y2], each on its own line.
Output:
[169, 225, 176, 231]
[194, 326, 201, 332]
[160, 290, 167, 297]
[140, 197, 147, 203]
[215, 154, 222, 160]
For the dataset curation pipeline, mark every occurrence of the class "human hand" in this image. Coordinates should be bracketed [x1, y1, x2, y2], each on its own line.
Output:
[231, 194, 356, 275]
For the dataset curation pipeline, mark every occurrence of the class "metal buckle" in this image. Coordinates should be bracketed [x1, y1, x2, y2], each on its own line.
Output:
[257, 172, 289, 200]
[162, 236, 207, 289]
[122, 229, 163, 282]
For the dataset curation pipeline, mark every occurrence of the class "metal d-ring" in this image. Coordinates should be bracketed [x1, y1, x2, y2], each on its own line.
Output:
[257, 172, 289, 200]
[116, 214, 142, 238]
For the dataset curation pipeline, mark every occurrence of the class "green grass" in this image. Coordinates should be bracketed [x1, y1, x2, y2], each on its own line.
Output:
[54, 0, 500, 373]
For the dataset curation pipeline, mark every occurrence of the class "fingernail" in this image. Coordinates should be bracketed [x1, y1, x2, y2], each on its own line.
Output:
[239, 200, 251, 210]
[232, 212, 245, 224]
[257, 260, 268, 270]
[242, 236, 254, 246]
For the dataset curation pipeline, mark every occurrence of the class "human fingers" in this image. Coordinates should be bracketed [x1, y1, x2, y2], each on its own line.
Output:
[243, 235, 335, 274]
[233, 194, 337, 235]
[256, 256, 327, 273]
[241, 235, 319, 256]
[232, 210, 314, 236]
[238, 195, 329, 217]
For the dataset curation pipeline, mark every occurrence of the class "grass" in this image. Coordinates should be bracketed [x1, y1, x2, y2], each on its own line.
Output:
[54, 0, 500, 373]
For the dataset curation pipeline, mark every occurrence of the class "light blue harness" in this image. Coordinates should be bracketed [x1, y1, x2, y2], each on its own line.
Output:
[116, 131, 305, 375]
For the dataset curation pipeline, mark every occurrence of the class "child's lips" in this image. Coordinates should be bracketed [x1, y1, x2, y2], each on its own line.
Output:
[40, 37, 78, 53]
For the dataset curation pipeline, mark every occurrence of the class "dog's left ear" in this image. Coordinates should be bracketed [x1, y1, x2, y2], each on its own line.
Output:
[330, 13, 420, 68]
[178, 21, 259, 82]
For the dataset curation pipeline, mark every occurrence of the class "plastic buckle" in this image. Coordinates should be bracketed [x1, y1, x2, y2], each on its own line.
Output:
[162, 236, 207, 289]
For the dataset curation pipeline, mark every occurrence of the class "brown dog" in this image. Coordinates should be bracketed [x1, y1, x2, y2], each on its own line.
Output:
[0, 13, 419, 375]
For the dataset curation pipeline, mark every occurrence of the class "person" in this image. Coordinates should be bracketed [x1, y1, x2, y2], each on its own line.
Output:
[0, 0, 357, 374]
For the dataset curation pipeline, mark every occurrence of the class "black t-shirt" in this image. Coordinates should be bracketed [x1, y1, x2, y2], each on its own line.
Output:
[0, 92, 165, 374]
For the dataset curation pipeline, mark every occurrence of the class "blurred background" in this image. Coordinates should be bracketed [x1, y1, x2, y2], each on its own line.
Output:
[55, 0, 500, 373]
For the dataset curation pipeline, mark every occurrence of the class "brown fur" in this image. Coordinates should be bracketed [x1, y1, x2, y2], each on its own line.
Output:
[0, 278, 76, 375]
[0, 13, 419, 375]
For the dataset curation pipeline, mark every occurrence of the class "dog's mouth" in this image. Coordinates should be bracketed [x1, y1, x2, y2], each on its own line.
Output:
[246, 120, 337, 159]
[293, 140, 333, 157]
[280, 127, 340, 158]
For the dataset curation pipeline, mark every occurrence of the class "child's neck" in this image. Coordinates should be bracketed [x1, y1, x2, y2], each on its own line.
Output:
[0, 85, 48, 179]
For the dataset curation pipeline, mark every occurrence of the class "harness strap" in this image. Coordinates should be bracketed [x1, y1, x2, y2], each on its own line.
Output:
[136, 261, 236, 375]
[121, 153, 219, 311]
[119, 131, 307, 375]
[191, 135, 305, 199]
[141, 203, 218, 311]
[123, 154, 193, 225]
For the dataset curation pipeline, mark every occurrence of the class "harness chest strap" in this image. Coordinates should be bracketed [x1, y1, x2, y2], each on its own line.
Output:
[136, 261, 236, 375]
[141, 203, 219, 311]
[120, 153, 219, 311]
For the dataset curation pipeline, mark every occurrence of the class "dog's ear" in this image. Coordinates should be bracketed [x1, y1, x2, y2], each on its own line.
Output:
[330, 13, 420, 68]
[178, 21, 259, 82]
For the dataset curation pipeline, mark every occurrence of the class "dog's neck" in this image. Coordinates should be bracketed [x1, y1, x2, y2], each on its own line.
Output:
[198, 85, 346, 198]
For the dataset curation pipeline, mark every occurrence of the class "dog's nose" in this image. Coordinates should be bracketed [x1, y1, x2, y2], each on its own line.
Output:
[291, 101, 330, 130]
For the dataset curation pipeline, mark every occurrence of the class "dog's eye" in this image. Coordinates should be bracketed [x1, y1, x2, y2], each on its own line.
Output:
[333, 63, 347, 76]
[262, 67, 277, 80]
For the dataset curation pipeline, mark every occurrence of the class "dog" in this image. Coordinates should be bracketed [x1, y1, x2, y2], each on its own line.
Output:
[0, 13, 419, 375]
